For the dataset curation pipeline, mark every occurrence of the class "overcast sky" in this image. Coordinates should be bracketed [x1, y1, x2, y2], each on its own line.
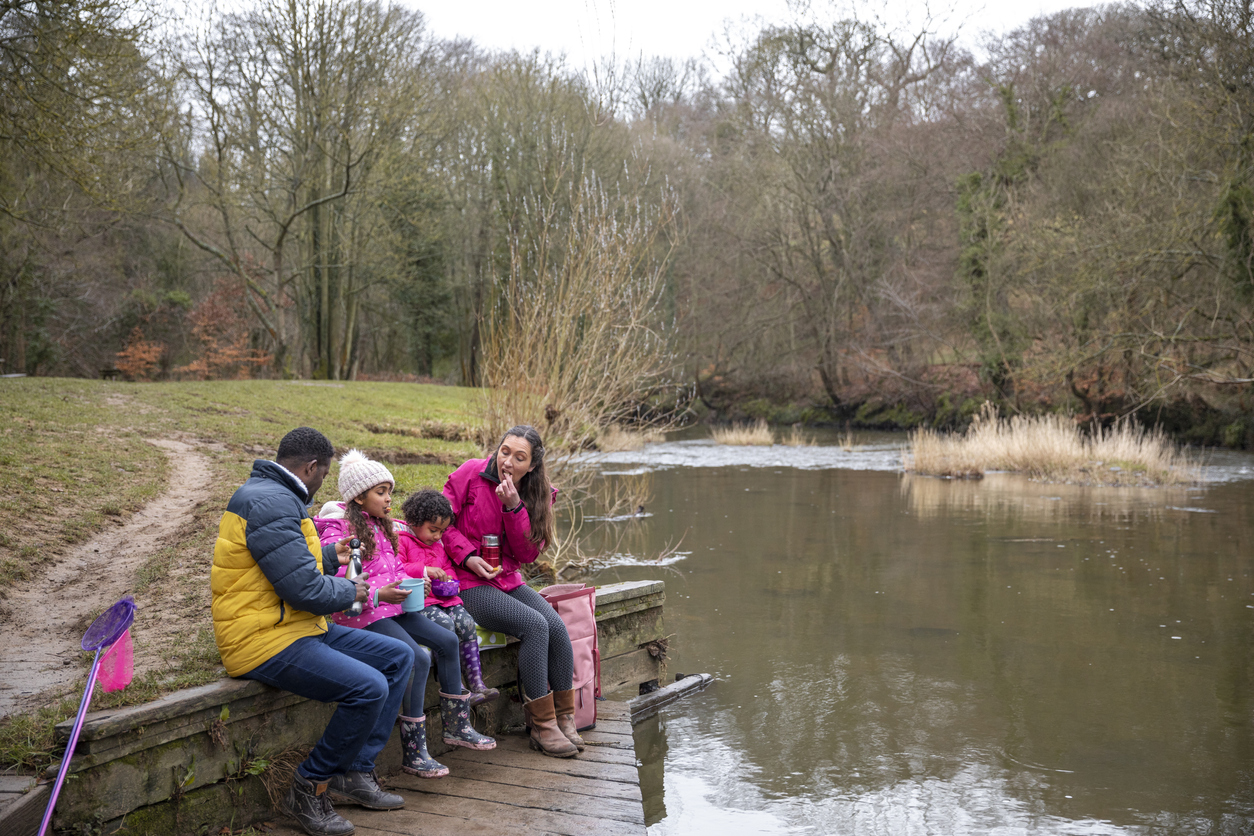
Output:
[415, 0, 1100, 70]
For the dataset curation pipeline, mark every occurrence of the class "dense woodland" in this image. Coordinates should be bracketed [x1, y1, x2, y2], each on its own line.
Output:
[2, 0, 1252, 444]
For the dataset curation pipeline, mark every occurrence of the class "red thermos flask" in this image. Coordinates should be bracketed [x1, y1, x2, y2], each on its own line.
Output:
[480, 535, 501, 569]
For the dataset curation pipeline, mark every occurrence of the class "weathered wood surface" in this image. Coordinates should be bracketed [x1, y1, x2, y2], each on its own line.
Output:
[9, 580, 664, 835]
[0, 777, 44, 836]
[601, 647, 664, 694]
[263, 702, 644, 836]
[630, 674, 713, 722]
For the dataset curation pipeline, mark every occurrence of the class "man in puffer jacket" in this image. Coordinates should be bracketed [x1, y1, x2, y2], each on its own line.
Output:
[211, 427, 414, 836]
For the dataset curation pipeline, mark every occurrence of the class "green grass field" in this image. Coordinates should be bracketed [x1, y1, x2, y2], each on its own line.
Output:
[0, 378, 483, 575]
[0, 377, 487, 770]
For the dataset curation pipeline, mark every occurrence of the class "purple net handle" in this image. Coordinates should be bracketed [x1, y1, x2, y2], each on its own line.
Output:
[38, 647, 103, 836]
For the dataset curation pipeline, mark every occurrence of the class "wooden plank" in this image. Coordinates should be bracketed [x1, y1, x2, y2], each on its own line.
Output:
[392, 760, 639, 802]
[465, 731, 635, 766]
[598, 702, 631, 722]
[0, 781, 47, 836]
[588, 717, 634, 736]
[438, 741, 638, 784]
[315, 793, 646, 836]
[54, 678, 286, 745]
[600, 647, 661, 694]
[596, 595, 666, 625]
[629, 673, 713, 722]
[597, 606, 665, 659]
[595, 580, 664, 607]
[401, 775, 643, 824]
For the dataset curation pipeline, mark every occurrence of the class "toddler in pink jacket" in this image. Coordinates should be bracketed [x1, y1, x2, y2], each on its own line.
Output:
[397, 489, 500, 707]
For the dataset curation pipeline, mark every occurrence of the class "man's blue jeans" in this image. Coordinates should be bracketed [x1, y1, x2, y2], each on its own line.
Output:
[243, 624, 414, 781]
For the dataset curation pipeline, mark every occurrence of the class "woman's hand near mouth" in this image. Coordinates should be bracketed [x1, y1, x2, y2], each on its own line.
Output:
[496, 472, 520, 510]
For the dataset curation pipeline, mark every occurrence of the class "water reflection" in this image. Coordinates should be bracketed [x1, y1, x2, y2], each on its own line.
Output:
[588, 444, 1254, 835]
[902, 472, 1206, 521]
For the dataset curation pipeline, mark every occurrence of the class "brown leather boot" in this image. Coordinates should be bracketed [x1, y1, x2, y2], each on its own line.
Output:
[552, 688, 586, 751]
[523, 691, 578, 758]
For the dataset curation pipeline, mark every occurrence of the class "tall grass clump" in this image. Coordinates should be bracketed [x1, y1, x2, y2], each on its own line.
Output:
[598, 424, 664, 452]
[782, 424, 814, 447]
[904, 403, 1198, 486]
[712, 419, 774, 446]
[479, 174, 684, 486]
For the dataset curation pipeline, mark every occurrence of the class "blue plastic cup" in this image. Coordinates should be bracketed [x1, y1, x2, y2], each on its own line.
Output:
[399, 577, 425, 612]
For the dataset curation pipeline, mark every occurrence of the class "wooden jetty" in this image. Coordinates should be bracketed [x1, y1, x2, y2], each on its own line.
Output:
[265, 701, 644, 836]
[0, 580, 671, 835]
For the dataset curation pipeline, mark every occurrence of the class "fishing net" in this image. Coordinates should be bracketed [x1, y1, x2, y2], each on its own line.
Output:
[97, 628, 133, 692]
[82, 596, 136, 652]
[39, 596, 138, 836]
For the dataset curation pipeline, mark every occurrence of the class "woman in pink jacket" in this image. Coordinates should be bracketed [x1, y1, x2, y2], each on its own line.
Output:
[442, 424, 581, 758]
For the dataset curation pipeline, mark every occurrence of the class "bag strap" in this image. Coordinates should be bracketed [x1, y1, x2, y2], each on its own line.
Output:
[541, 587, 595, 605]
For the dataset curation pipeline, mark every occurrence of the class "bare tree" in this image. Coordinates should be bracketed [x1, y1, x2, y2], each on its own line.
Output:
[162, 0, 432, 377]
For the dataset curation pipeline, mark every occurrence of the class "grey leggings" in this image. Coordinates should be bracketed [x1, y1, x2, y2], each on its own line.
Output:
[459, 584, 573, 700]
[365, 612, 461, 715]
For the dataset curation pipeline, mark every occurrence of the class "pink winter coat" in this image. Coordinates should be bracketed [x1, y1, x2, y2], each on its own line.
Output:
[396, 528, 464, 609]
[441, 457, 554, 594]
[313, 506, 408, 629]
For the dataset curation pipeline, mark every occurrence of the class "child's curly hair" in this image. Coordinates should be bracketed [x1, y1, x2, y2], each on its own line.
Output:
[401, 488, 454, 529]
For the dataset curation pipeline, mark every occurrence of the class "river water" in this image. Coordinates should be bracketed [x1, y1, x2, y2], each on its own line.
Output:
[583, 433, 1254, 835]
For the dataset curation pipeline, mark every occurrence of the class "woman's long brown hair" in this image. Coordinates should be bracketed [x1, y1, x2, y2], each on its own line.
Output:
[485, 424, 554, 549]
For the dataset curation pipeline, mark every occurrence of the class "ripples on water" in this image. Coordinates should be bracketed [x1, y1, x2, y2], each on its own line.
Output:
[584, 435, 1254, 836]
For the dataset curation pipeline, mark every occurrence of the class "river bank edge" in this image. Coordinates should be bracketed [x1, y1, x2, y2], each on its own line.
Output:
[695, 388, 1254, 450]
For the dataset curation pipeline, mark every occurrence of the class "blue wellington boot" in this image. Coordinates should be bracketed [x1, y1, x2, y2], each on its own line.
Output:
[440, 690, 496, 750]
[399, 714, 448, 778]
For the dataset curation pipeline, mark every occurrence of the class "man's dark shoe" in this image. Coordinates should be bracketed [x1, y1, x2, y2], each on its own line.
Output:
[326, 770, 405, 810]
[282, 771, 355, 836]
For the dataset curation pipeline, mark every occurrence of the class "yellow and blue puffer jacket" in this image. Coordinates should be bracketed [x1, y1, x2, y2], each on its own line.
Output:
[211, 460, 355, 676]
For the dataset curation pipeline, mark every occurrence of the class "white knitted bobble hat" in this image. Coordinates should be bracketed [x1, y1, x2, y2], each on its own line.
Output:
[338, 449, 394, 501]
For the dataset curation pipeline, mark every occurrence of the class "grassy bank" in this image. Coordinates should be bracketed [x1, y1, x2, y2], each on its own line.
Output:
[903, 407, 1199, 486]
[0, 378, 482, 579]
[0, 378, 485, 769]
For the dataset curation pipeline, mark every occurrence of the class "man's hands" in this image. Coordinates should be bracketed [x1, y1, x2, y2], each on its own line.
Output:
[335, 536, 355, 565]
[351, 572, 371, 604]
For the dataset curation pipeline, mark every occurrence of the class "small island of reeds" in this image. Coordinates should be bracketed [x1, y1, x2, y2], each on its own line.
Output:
[712, 419, 775, 446]
[903, 404, 1199, 486]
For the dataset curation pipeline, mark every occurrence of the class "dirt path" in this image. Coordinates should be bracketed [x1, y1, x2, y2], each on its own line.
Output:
[0, 438, 212, 719]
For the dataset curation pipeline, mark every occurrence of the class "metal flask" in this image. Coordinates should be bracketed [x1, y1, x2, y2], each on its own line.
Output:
[345, 537, 364, 615]
[481, 535, 501, 569]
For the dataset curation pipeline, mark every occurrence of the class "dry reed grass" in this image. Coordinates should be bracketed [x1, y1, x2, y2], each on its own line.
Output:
[782, 424, 813, 447]
[712, 419, 774, 446]
[903, 403, 1198, 486]
[597, 424, 664, 452]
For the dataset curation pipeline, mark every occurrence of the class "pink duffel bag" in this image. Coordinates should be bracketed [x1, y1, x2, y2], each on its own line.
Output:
[539, 583, 600, 731]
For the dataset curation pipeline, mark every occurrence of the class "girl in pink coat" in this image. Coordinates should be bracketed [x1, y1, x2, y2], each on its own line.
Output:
[441, 425, 581, 758]
[313, 450, 494, 779]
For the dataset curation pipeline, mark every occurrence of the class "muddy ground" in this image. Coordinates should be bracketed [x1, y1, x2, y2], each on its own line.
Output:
[0, 438, 215, 718]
